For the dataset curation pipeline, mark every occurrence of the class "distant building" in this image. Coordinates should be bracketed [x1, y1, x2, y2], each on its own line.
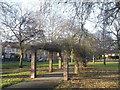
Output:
[2, 41, 20, 60]
[4, 44, 20, 59]
[2, 41, 58, 62]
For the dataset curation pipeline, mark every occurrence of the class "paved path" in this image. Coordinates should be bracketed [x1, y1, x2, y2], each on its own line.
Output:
[6, 80, 60, 88]
[6, 66, 75, 89]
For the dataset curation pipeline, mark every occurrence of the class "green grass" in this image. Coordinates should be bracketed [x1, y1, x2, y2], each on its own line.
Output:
[87, 62, 119, 70]
[1, 61, 59, 88]
[1, 61, 119, 88]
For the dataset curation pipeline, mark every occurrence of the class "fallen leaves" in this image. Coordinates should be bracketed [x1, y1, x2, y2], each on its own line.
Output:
[56, 66, 119, 88]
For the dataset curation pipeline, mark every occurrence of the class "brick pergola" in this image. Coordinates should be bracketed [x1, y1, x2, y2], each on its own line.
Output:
[30, 43, 69, 81]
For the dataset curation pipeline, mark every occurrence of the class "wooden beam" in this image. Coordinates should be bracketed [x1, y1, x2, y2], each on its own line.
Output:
[31, 50, 37, 78]
[49, 52, 53, 72]
[63, 51, 69, 81]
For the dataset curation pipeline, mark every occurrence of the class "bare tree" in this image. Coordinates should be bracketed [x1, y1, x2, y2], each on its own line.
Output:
[71, 1, 95, 43]
[97, 1, 120, 62]
[0, 2, 45, 68]
[107, 19, 120, 60]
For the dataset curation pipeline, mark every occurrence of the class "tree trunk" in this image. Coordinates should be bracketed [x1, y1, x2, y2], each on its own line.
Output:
[118, 43, 120, 65]
[0, 41, 2, 62]
[103, 54, 106, 65]
[31, 50, 37, 78]
[19, 49, 23, 68]
[82, 58, 87, 67]
[49, 52, 53, 72]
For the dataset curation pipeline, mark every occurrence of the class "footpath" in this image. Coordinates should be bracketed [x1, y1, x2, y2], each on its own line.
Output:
[5, 66, 75, 89]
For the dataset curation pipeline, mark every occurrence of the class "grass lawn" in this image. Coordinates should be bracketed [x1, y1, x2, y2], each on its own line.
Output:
[1, 61, 119, 88]
[1, 61, 59, 88]
[87, 62, 119, 70]
[56, 61, 119, 88]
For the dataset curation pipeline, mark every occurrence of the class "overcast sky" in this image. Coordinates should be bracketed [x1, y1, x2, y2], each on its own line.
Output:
[1, 0, 99, 34]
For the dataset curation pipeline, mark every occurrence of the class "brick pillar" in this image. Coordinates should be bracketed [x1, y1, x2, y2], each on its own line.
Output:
[49, 52, 53, 72]
[74, 60, 79, 74]
[31, 50, 37, 78]
[58, 52, 62, 69]
[63, 51, 69, 81]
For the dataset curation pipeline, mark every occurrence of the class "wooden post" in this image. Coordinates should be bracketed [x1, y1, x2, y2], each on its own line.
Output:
[49, 52, 53, 72]
[31, 50, 37, 78]
[58, 52, 62, 69]
[63, 51, 69, 81]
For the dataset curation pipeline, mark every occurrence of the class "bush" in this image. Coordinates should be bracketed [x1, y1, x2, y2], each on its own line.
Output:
[108, 56, 119, 59]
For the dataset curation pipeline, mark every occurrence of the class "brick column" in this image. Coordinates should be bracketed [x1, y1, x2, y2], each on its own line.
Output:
[74, 60, 79, 74]
[58, 52, 62, 69]
[31, 50, 37, 78]
[49, 52, 53, 72]
[63, 51, 69, 81]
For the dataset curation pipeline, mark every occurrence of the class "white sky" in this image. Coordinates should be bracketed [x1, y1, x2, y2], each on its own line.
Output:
[1, 0, 98, 34]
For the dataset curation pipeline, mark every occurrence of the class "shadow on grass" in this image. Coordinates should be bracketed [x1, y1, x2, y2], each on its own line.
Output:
[2, 75, 30, 78]
[72, 67, 119, 82]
